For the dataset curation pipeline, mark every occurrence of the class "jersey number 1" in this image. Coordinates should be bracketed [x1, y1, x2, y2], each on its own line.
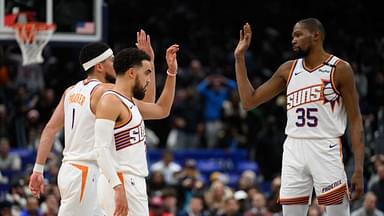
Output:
[296, 108, 318, 127]
[71, 108, 75, 129]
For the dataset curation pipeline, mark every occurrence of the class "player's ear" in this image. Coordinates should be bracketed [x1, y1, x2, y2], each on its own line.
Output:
[313, 31, 321, 41]
[127, 68, 136, 78]
[94, 62, 103, 72]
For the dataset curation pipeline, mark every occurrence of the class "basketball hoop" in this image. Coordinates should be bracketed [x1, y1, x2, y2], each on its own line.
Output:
[12, 22, 56, 65]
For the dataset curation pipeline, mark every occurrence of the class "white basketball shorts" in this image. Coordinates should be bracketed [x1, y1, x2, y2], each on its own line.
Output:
[97, 172, 149, 216]
[279, 136, 349, 206]
[57, 161, 103, 216]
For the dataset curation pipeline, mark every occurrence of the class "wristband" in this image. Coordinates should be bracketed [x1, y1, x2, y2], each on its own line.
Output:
[167, 70, 177, 77]
[33, 163, 44, 173]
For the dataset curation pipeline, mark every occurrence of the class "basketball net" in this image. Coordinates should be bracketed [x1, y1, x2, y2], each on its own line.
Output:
[12, 22, 56, 65]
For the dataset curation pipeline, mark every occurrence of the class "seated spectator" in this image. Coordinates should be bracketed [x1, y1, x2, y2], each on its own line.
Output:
[351, 192, 384, 216]
[369, 163, 384, 211]
[266, 175, 282, 214]
[151, 150, 182, 186]
[20, 196, 42, 216]
[204, 180, 233, 215]
[148, 170, 167, 197]
[40, 193, 59, 216]
[238, 170, 258, 191]
[178, 194, 208, 216]
[149, 196, 172, 216]
[217, 197, 242, 216]
[0, 137, 21, 172]
[0, 200, 12, 216]
[176, 159, 205, 212]
[162, 188, 178, 216]
[244, 192, 272, 216]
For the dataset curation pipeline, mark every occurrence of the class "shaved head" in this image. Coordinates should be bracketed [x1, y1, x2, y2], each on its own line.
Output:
[297, 18, 326, 41]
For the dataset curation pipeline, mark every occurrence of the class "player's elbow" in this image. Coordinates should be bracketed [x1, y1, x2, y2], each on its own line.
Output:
[159, 109, 171, 119]
[241, 101, 255, 111]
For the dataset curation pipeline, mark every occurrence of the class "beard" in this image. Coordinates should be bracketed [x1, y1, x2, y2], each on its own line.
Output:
[293, 47, 310, 59]
[105, 73, 116, 84]
[133, 78, 146, 100]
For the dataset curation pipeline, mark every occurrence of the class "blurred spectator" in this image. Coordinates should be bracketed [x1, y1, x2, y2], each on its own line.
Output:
[0, 104, 10, 138]
[177, 58, 206, 87]
[238, 170, 258, 192]
[5, 181, 27, 215]
[167, 88, 203, 150]
[197, 74, 236, 148]
[40, 194, 59, 216]
[351, 192, 384, 216]
[368, 154, 384, 189]
[148, 170, 167, 197]
[16, 65, 45, 94]
[20, 196, 43, 216]
[176, 159, 205, 211]
[162, 188, 178, 215]
[221, 91, 247, 149]
[0, 137, 22, 172]
[151, 150, 182, 185]
[149, 196, 172, 216]
[204, 180, 233, 215]
[369, 163, 384, 211]
[266, 175, 282, 214]
[233, 190, 249, 214]
[0, 200, 12, 216]
[178, 194, 208, 216]
[217, 197, 242, 216]
[244, 192, 272, 216]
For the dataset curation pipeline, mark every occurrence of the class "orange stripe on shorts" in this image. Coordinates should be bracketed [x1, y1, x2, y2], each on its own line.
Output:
[70, 163, 89, 202]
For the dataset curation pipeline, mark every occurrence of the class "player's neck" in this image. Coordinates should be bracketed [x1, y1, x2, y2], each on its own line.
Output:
[114, 79, 134, 100]
[304, 48, 330, 69]
[87, 74, 103, 83]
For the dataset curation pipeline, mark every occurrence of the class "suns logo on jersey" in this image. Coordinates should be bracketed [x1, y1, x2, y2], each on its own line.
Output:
[287, 84, 323, 110]
[114, 121, 146, 151]
[321, 79, 340, 111]
[68, 93, 86, 106]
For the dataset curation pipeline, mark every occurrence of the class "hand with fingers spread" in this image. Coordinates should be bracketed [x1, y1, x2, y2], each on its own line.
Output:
[350, 170, 364, 201]
[29, 172, 45, 198]
[234, 23, 252, 58]
[113, 184, 128, 216]
[136, 29, 154, 61]
[165, 44, 179, 76]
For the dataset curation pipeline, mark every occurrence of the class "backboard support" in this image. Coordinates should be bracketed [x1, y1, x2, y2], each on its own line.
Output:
[0, 0, 105, 43]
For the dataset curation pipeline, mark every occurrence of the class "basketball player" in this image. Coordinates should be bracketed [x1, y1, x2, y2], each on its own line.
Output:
[28, 30, 155, 216]
[234, 19, 364, 215]
[94, 44, 179, 216]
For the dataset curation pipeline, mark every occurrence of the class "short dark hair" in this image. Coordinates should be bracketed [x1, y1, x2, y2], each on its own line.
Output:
[113, 48, 151, 75]
[298, 18, 326, 40]
[79, 42, 111, 73]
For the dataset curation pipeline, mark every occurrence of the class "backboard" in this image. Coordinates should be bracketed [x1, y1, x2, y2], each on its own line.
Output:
[0, 0, 105, 43]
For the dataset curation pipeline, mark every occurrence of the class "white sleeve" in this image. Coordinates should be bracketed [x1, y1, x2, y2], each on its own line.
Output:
[95, 119, 122, 188]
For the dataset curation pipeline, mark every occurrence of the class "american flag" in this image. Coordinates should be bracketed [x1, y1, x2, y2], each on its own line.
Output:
[76, 22, 95, 34]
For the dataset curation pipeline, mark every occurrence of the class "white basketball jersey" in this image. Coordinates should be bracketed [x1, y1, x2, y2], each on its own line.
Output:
[285, 55, 347, 138]
[63, 79, 101, 162]
[104, 90, 149, 177]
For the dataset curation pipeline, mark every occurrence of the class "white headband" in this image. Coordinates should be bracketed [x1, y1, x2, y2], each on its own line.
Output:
[82, 48, 113, 71]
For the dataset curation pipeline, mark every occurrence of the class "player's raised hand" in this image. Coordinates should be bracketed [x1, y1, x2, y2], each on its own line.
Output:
[234, 23, 252, 58]
[165, 44, 179, 75]
[113, 184, 128, 216]
[29, 172, 45, 198]
[136, 29, 154, 61]
[350, 170, 364, 201]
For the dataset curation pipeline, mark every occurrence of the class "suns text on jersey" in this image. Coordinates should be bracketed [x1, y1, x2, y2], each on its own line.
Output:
[287, 84, 323, 110]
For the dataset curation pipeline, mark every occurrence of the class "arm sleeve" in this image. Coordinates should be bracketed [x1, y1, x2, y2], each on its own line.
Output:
[95, 119, 122, 188]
